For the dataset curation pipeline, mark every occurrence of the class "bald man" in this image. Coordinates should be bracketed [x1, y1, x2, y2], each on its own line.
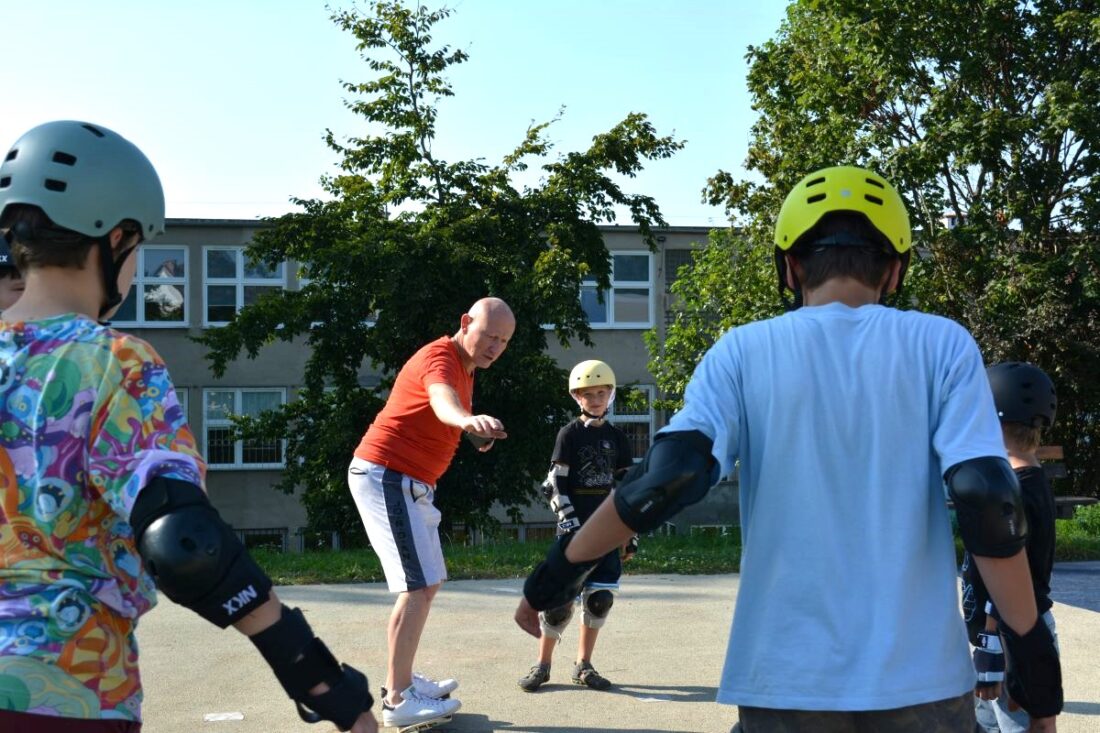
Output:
[348, 298, 515, 729]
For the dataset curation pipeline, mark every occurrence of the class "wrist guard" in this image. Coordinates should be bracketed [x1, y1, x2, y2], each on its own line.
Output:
[549, 492, 581, 534]
[250, 605, 373, 730]
[973, 631, 1005, 687]
[523, 533, 597, 611]
[1002, 618, 1062, 718]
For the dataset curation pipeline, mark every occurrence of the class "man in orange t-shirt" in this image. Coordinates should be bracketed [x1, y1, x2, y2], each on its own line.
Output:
[348, 297, 514, 729]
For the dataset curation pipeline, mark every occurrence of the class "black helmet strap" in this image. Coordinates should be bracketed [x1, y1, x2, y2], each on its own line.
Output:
[96, 234, 137, 319]
[776, 247, 910, 310]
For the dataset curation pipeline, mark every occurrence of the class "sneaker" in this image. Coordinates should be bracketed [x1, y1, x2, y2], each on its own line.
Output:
[518, 663, 550, 692]
[413, 671, 458, 698]
[571, 660, 611, 690]
[381, 686, 461, 728]
[380, 673, 458, 702]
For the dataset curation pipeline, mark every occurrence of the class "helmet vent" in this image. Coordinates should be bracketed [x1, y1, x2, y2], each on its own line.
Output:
[864, 194, 884, 206]
[807, 193, 826, 203]
[0, 177, 10, 189]
[4, 149, 16, 162]
[805, 176, 826, 188]
[81, 124, 106, 138]
[44, 179, 68, 192]
[865, 177, 885, 189]
[52, 151, 77, 166]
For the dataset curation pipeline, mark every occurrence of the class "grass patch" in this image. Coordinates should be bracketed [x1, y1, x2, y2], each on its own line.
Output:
[255, 522, 1099, 586]
[254, 533, 742, 585]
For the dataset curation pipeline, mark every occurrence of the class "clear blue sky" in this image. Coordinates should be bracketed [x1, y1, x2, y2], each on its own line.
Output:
[3, 1, 789, 226]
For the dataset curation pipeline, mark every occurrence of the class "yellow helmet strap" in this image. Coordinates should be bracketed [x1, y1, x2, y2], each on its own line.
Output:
[775, 250, 803, 311]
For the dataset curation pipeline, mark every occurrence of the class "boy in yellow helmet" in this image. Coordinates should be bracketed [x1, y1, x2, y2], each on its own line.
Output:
[517, 360, 636, 693]
[516, 166, 1061, 731]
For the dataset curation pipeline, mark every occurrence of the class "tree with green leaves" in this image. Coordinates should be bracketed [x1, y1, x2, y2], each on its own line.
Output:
[646, 228, 779, 410]
[198, 1, 683, 536]
[653, 0, 1100, 496]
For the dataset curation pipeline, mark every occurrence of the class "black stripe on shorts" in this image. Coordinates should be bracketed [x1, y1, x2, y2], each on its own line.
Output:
[381, 467, 427, 590]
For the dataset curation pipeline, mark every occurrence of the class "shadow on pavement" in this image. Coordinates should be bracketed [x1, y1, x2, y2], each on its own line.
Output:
[509, 683, 718, 704]
[1050, 563, 1100, 613]
[1063, 701, 1100, 716]
[443, 715, 703, 733]
[604, 683, 719, 704]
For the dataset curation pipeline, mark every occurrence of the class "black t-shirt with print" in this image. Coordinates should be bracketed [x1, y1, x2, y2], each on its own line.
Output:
[961, 465, 1056, 643]
[551, 419, 635, 524]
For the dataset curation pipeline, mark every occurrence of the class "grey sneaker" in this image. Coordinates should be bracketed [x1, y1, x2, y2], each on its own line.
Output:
[518, 663, 550, 692]
[571, 660, 611, 690]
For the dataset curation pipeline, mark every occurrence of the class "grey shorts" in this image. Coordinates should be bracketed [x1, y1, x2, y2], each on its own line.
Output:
[734, 692, 975, 733]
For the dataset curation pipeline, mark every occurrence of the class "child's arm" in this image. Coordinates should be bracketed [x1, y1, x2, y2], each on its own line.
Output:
[543, 461, 580, 533]
[90, 345, 375, 731]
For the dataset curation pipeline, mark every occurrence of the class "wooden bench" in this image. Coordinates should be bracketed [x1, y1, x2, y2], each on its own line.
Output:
[1037, 445, 1098, 518]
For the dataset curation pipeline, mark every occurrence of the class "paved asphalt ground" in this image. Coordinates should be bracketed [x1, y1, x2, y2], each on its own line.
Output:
[137, 564, 1100, 733]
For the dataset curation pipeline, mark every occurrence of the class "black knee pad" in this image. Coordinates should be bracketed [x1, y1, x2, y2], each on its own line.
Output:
[584, 589, 614, 619]
[544, 602, 574, 627]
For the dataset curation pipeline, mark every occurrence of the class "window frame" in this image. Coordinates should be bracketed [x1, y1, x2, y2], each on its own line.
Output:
[581, 250, 655, 329]
[202, 387, 288, 470]
[202, 246, 287, 327]
[610, 384, 656, 461]
[110, 245, 189, 328]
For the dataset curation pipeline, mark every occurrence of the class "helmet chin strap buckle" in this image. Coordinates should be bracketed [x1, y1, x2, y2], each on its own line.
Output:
[579, 408, 608, 427]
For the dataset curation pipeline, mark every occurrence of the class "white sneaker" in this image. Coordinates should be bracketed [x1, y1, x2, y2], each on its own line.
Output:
[412, 671, 458, 698]
[382, 686, 461, 728]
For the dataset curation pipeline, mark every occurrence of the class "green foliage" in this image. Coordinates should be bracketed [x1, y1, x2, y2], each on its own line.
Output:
[1073, 502, 1100, 536]
[197, 1, 682, 533]
[647, 228, 781, 410]
[252, 533, 743, 585]
[254, 527, 1100, 586]
[663, 0, 1100, 496]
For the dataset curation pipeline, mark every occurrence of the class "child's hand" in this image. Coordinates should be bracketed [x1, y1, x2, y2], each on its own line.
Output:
[974, 680, 1002, 701]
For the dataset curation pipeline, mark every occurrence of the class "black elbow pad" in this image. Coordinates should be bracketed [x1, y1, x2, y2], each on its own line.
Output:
[130, 477, 273, 628]
[945, 456, 1027, 558]
[613, 430, 718, 533]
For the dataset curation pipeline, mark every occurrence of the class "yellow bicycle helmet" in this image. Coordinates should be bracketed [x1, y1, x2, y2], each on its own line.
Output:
[569, 360, 616, 391]
[774, 165, 910, 253]
[773, 166, 911, 308]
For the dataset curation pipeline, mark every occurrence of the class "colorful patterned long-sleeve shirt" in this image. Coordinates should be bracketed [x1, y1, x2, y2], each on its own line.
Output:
[0, 314, 205, 722]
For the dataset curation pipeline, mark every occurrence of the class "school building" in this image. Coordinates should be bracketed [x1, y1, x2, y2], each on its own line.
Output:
[123, 220, 738, 548]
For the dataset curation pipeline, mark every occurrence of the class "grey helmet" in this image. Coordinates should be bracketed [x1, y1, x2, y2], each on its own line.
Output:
[987, 361, 1057, 429]
[0, 120, 164, 240]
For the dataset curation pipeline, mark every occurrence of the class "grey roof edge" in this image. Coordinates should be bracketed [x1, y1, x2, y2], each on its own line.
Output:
[165, 218, 720, 234]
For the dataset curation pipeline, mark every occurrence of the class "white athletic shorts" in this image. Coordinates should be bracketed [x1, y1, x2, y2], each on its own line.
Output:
[348, 457, 447, 593]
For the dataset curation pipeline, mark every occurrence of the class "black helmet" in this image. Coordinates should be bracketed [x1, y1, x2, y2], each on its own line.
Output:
[987, 361, 1056, 428]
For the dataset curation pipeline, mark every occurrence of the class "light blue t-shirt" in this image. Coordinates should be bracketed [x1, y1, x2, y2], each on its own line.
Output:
[666, 302, 1006, 711]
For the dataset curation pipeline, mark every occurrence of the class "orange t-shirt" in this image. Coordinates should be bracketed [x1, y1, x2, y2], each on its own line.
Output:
[354, 336, 473, 484]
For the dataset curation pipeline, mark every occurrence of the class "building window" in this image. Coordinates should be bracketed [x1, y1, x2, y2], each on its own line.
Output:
[581, 252, 653, 328]
[611, 385, 655, 460]
[203, 388, 286, 469]
[112, 246, 187, 326]
[174, 387, 189, 427]
[664, 248, 695, 326]
[203, 247, 286, 326]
